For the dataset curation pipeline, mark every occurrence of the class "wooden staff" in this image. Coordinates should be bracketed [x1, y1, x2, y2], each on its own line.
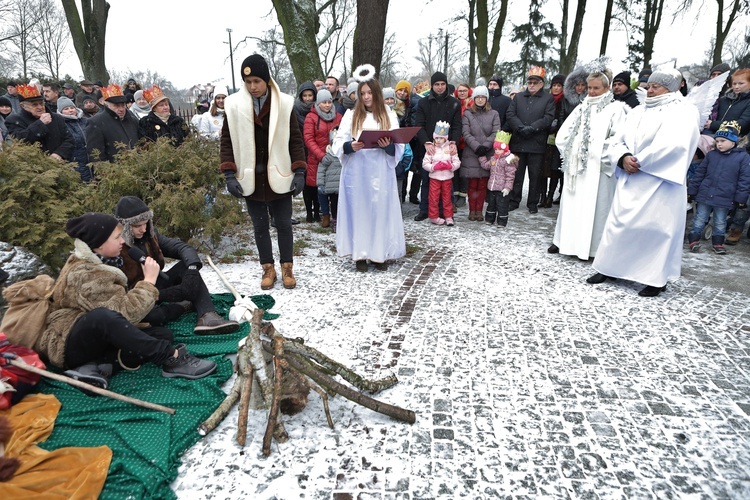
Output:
[4, 355, 176, 415]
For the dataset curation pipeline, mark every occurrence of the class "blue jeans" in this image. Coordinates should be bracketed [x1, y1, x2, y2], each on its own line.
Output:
[689, 203, 729, 245]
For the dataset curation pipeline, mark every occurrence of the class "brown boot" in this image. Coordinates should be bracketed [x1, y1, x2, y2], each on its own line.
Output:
[261, 263, 277, 290]
[321, 214, 330, 228]
[725, 226, 743, 245]
[281, 262, 296, 289]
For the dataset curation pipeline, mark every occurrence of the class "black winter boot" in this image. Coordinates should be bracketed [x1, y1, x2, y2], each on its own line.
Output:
[485, 211, 496, 225]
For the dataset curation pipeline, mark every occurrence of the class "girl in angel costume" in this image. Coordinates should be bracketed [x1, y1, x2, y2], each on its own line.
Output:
[333, 64, 406, 272]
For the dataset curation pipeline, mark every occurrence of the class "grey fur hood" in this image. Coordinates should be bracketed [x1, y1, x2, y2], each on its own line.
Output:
[564, 67, 589, 106]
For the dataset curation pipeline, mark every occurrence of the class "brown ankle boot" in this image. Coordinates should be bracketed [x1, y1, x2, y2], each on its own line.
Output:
[261, 263, 277, 290]
[321, 214, 330, 228]
[281, 262, 296, 289]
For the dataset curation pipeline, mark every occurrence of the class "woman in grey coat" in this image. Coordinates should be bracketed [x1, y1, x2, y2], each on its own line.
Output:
[460, 86, 501, 221]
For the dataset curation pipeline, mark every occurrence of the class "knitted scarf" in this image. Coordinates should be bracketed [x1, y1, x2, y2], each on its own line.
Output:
[314, 103, 336, 122]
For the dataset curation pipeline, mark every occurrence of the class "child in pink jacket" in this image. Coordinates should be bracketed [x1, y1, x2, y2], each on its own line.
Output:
[480, 132, 518, 227]
[423, 121, 461, 226]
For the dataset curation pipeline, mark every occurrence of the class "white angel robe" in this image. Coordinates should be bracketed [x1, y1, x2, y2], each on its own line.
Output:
[332, 108, 406, 263]
[553, 93, 628, 259]
[592, 92, 700, 287]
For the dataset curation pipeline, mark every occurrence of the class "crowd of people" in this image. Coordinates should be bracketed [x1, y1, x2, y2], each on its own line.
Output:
[1, 54, 750, 392]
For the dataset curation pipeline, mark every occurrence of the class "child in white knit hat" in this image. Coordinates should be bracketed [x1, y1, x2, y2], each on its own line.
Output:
[422, 120, 461, 225]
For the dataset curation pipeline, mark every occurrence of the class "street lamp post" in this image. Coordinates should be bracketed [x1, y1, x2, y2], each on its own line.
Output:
[227, 28, 236, 93]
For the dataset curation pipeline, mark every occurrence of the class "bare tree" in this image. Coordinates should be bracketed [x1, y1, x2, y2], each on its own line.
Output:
[318, 0, 355, 78]
[600, 0, 615, 55]
[34, 0, 71, 80]
[351, 0, 389, 76]
[558, 0, 588, 74]
[616, 0, 666, 70]
[414, 29, 467, 82]
[378, 32, 403, 86]
[474, 0, 510, 80]
[6, 0, 43, 79]
[61, 0, 110, 83]
[676, 0, 749, 67]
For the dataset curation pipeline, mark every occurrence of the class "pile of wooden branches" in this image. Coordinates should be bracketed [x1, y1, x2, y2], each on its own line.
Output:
[198, 309, 416, 456]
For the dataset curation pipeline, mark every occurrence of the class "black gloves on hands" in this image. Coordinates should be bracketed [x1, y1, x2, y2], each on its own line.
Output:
[475, 145, 488, 156]
[291, 170, 305, 196]
[518, 126, 536, 137]
[737, 202, 748, 209]
[223, 171, 244, 198]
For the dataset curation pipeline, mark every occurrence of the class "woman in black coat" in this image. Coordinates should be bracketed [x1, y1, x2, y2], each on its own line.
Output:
[138, 86, 188, 146]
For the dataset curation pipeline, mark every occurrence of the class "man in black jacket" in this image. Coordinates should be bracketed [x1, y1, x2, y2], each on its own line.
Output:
[488, 75, 512, 125]
[413, 71, 463, 221]
[612, 71, 640, 109]
[505, 66, 555, 213]
[115, 196, 240, 335]
[6, 84, 73, 161]
[86, 84, 139, 162]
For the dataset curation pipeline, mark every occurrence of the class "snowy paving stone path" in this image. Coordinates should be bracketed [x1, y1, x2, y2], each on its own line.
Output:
[173, 202, 750, 499]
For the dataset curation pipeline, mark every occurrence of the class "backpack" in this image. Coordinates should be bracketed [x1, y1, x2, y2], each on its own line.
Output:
[0, 274, 56, 349]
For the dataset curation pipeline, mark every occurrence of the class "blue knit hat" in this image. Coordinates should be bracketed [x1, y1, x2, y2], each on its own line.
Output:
[715, 120, 740, 143]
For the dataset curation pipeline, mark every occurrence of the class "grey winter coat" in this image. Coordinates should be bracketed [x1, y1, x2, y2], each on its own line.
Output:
[460, 106, 501, 178]
[506, 90, 555, 154]
[316, 152, 342, 194]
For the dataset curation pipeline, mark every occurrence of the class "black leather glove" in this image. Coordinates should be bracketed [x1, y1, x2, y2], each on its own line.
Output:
[475, 145, 488, 156]
[291, 169, 305, 196]
[223, 171, 244, 198]
[520, 126, 536, 137]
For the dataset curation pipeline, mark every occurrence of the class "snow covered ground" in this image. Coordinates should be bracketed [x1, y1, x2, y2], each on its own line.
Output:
[173, 196, 750, 499]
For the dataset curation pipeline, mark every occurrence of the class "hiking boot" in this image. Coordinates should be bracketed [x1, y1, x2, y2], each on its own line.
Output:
[689, 241, 701, 252]
[725, 227, 742, 245]
[281, 262, 296, 289]
[261, 263, 277, 290]
[497, 217, 508, 227]
[194, 311, 239, 335]
[162, 344, 217, 379]
[445, 217, 455, 226]
[356, 260, 368, 272]
[321, 214, 330, 228]
[712, 245, 727, 255]
[414, 212, 428, 221]
[430, 217, 445, 225]
[64, 362, 112, 396]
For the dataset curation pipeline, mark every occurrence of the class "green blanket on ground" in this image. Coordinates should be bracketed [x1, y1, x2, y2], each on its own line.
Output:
[37, 293, 276, 499]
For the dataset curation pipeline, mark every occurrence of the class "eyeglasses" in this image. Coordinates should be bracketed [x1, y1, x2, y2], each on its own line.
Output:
[457, 89, 469, 93]
[526, 80, 542, 85]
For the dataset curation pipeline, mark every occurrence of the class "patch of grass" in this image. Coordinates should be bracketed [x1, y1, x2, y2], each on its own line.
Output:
[405, 243, 422, 257]
[293, 238, 311, 256]
[217, 247, 254, 264]
[307, 226, 332, 234]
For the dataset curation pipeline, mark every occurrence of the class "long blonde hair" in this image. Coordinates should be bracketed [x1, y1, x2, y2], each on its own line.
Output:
[351, 79, 391, 136]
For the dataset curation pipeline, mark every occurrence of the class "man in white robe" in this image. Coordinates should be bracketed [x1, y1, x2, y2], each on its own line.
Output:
[550, 70, 628, 260]
[588, 67, 700, 297]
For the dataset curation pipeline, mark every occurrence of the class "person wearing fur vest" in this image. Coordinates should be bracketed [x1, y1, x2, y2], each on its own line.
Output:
[220, 54, 307, 289]
[38, 213, 217, 394]
[114, 196, 239, 335]
[423, 121, 461, 226]
[480, 131, 518, 227]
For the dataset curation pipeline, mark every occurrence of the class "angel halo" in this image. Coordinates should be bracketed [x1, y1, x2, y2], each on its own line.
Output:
[353, 64, 376, 83]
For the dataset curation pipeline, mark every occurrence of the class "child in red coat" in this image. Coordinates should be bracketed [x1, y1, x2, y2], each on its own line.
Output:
[480, 131, 518, 227]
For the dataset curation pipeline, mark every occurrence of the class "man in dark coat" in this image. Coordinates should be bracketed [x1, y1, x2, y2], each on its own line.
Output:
[74, 79, 97, 108]
[115, 196, 240, 335]
[413, 71, 463, 221]
[6, 84, 73, 161]
[488, 75, 512, 125]
[612, 71, 640, 108]
[86, 84, 139, 162]
[505, 66, 555, 213]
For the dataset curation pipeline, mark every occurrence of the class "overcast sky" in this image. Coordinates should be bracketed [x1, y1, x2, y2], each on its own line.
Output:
[60, 0, 735, 89]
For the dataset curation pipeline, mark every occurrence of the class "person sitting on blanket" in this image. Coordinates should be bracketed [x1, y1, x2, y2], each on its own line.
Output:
[37, 213, 217, 392]
[114, 196, 239, 335]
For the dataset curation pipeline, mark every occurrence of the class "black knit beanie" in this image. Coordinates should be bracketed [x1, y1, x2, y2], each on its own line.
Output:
[489, 75, 504, 88]
[431, 71, 448, 86]
[613, 71, 631, 86]
[115, 196, 150, 220]
[550, 74, 566, 87]
[241, 54, 270, 83]
[66, 213, 119, 249]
